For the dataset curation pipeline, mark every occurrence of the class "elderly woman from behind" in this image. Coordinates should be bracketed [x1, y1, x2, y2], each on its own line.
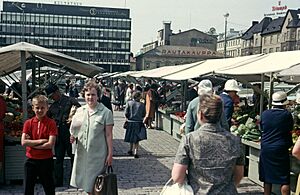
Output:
[124, 91, 146, 158]
[172, 94, 244, 194]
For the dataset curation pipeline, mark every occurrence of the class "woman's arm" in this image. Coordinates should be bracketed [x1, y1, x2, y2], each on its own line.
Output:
[171, 163, 188, 184]
[293, 137, 300, 160]
[105, 124, 113, 166]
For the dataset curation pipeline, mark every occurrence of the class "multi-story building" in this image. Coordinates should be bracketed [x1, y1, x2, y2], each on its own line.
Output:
[217, 28, 244, 57]
[0, 1, 131, 72]
[136, 22, 222, 70]
[241, 9, 300, 56]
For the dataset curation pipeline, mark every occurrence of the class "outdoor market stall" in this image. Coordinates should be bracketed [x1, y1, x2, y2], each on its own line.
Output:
[0, 42, 103, 184]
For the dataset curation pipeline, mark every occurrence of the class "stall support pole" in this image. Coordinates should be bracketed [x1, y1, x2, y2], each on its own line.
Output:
[21, 51, 28, 121]
[31, 60, 36, 93]
[259, 73, 265, 116]
[268, 72, 274, 110]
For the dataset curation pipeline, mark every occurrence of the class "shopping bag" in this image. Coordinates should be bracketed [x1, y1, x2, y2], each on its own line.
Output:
[93, 166, 118, 195]
[160, 178, 194, 195]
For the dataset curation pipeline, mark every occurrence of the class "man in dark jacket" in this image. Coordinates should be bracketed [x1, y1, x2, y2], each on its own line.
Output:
[45, 83, 81, 187]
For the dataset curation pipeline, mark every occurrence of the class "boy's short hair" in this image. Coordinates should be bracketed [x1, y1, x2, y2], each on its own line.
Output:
[32, 95, 48, 105]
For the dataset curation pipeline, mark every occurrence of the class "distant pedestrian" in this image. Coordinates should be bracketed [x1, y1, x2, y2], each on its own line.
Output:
[124, 91, 146, 158]
[21, 95, 57, 195]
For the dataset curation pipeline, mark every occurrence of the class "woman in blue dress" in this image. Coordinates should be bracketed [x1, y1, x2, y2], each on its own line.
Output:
[259, 91, 293, 195]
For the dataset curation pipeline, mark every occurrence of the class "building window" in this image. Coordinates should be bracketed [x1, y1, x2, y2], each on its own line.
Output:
[270, 35, 273, 44]
[276, 47, 280, 52]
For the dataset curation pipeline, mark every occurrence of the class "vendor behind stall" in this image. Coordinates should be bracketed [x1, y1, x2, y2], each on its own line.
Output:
[45, 83, 81, 187]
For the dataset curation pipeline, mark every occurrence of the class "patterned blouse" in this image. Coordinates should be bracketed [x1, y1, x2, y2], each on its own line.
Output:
[175, 123, 244, 195]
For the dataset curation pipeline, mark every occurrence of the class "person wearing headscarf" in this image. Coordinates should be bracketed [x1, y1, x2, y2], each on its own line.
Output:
[220, 79, 241, 127]
[185, 79, 229, 134]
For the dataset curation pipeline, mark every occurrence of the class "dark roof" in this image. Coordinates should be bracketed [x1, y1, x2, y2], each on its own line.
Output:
[287, 9, 300, 28]
[242, 17, 272, 40]
[253, 17, 272, 33]
[261, 17, 284, 35]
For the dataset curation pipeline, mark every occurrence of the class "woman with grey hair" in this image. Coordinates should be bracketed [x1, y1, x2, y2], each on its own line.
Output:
[124, 91, 146, 158]
[172, 94, 244, 194]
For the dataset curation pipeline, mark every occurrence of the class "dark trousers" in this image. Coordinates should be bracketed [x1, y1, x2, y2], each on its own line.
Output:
[24, 158, 55, 195]
[54, 127, 74, 186]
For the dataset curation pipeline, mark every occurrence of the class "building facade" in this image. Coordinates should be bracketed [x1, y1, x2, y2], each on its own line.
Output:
[0, 1, 132, 72]
[217, 28, 243, 57]
[241, 9, 300, 56]
[136, 22, 222, 70]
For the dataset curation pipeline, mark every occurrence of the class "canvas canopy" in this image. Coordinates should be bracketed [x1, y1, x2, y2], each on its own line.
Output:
[131, 61, 202, 78]
[162, 54, 264, 81]
[0, 42, 104, 77]
[215, 50, 300, 75]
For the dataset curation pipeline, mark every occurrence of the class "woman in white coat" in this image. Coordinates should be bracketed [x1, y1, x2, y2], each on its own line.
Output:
[69, 80, 114, 194]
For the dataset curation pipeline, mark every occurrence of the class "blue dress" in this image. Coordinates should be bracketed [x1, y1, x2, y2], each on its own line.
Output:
[259, 108, 293, 184]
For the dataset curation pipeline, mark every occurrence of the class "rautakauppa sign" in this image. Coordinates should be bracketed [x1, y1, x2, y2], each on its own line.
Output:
[158, 48, 221, 57]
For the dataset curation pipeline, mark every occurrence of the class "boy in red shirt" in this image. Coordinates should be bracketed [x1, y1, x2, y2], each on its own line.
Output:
[21, 95, 58, 195]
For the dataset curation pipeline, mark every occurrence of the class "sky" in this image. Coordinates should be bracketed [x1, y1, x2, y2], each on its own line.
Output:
[1, 0, 300, 54]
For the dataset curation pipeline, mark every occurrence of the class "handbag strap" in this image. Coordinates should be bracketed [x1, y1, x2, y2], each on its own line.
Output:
[107, 165, 113, 173]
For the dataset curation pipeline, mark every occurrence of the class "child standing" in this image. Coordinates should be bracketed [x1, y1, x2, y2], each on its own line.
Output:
[21, 95, 58, 195]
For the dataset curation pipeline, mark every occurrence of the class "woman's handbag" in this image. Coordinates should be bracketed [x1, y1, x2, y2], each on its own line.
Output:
[93, 166, 118, 195]
[160, 178, 194, 195]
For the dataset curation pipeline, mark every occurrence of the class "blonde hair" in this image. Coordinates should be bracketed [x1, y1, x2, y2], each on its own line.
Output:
[32, 95, 48, 105]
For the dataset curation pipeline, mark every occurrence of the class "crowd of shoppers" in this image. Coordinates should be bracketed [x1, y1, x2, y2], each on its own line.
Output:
[11, 74, 300, 195]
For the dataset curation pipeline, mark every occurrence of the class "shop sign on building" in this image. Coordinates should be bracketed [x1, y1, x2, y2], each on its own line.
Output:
[159, 48, 218, 57]
[264, 1, 288, 17]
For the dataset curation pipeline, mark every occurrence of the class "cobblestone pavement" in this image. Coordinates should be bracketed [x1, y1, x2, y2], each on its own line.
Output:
[0, 110, 264, 194]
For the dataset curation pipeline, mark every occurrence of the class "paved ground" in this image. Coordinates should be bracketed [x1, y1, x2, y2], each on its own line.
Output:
[0, 110, 264, 194]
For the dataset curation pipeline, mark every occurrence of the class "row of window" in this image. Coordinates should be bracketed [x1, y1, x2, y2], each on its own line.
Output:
[1, 12, 131, 29]
[0, 36, 131, 51]
[1, 24, 131, 40]
[217, 39, 241, 49]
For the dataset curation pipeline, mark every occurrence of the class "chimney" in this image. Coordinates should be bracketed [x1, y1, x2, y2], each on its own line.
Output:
[162, 21, 172, 45]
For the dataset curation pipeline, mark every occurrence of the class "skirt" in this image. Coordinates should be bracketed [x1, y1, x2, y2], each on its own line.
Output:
[124, 122, 147, 143]
[259, 146, 290, 184]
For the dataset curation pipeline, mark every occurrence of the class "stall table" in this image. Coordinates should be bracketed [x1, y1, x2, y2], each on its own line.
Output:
[170, 114, 184, 141]
[157, 108, 177, 135]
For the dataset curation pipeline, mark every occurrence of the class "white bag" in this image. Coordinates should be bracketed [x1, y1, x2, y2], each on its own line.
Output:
[160, 178, 194, 195]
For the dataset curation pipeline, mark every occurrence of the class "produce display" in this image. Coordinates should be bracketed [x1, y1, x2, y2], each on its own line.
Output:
[2, 98, 34, 145]
[230, 106, 261, 142]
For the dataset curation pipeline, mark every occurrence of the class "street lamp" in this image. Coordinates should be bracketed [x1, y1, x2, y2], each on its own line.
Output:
[12, 2, 25, 42]
[224, 12, 229, 58]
